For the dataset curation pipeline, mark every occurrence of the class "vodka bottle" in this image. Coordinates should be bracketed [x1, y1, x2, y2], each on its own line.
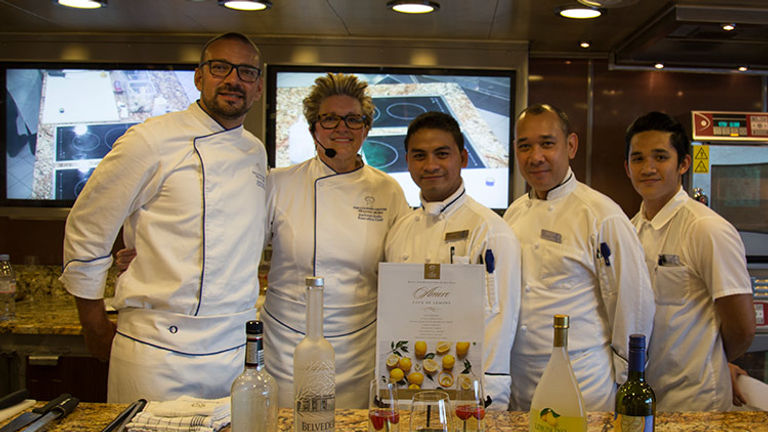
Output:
[529, 314, 587, 432]
[231, 320, 278, 432]
[0, 254, 16, 321]
[294, 277, 335, 432]
[614, 334, 655, 432]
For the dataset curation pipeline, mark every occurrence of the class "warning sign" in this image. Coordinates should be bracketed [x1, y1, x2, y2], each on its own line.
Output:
[692, 145, 709, 174]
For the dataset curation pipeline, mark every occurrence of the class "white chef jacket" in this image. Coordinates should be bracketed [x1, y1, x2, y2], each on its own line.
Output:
[632, 187, 752, 412]
[60, 102, 267, 402]
[384, 183, 521, 410]
[502, 168, 655, 411]
[263, 156, 410, 409]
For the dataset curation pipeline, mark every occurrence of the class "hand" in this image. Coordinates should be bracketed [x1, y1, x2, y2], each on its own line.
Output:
[728, 362, 748, 407]
[114, 248, 137, 274]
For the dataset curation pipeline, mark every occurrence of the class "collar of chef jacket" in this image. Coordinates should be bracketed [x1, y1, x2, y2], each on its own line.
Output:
[420, 181, 467, 217]
[527, 167, 577, 201]
[638, 186, 688, 231]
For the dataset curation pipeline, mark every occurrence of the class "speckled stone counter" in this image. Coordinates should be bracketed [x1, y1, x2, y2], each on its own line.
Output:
[2, 404, 767, 432]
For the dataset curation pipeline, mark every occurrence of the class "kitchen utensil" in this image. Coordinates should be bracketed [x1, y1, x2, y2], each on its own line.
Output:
[0, 391, 28, 410]
[0, 393, 71, 432]
[21, 395, 79, 432]
[99, 398, 146, 432]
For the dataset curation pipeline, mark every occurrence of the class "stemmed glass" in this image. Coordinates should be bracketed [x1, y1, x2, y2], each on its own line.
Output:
[410, 390, 452, 432]
[453, 375, 486, 432]
[369, 377, 400, 432]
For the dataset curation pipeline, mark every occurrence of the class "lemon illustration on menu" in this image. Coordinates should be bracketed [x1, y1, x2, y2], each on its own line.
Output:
[529, 315, 587, 432]
[385, 340, 473, 392]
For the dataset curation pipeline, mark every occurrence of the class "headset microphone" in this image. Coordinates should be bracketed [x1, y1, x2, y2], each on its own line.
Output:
[312, 133, 337, 158]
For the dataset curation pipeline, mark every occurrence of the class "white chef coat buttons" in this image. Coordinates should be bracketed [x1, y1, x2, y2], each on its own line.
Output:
[533, 243, 540, 250]
[169, 325, 178, 334]
[520, 324, 527, 332]
[548, 205, 554, 211]
[524, 285, 531, 293]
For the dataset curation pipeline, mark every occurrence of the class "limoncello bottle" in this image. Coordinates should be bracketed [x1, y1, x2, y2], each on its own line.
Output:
[529, 314, 587, 432]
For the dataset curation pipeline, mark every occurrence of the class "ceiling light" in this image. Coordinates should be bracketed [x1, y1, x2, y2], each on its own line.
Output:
[738, 66, 748, 72]
[218, 0, 272, 11]
[721, 23, 736, 31]
[556, 5, 603, 19]
[654, 63, 664, 69]
[579, 41, 591, 49]
[56, 0, 106, 8]
[577, 0, 638, 6]
[387, 1, 440, 14]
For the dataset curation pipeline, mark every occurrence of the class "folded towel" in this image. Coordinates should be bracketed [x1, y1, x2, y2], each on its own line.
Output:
[126, 396, 230, 432]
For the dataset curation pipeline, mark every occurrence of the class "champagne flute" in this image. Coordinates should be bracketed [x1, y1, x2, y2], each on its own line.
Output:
[410, 390, 451, 432]
[453, 375, 486, 432]
[369, 377, 400, 432]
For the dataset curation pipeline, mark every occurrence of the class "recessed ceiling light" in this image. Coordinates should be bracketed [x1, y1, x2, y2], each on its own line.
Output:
[387, 0, 440, 14]
[556, 5, 603, 19]
[738, 66, 748, 72]
[579, 41, 591, 49]
[654, 63, 664, 69]
[56, 0, 106, 8]
[218, 0, 272, 11]
[721, 23, 736, 31]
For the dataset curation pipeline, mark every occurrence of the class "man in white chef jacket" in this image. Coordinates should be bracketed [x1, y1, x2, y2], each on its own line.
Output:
[503, 104, 655, 411]
[384, 111, 521, 409]
[624, 111, 755, 411]
[59, 33, 268, 403]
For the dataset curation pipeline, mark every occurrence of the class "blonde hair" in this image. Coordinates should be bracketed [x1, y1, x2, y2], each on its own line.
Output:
[303, 73, 375, 131]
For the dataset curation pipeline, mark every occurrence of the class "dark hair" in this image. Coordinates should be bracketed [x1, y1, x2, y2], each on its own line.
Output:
[517, 103, 572, 136]
[625, 111, 689, 165]
[404, 111, 464, 152]
[199, 32, 262, 66]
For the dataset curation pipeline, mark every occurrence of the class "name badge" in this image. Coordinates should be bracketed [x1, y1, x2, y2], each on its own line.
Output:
[540, 229, 562, 244]
[445, 230, 469, 241]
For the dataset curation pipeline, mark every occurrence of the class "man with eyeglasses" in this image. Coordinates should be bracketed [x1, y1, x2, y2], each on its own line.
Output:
[60, 32, 268, 402]
[263, 72, 410, 408]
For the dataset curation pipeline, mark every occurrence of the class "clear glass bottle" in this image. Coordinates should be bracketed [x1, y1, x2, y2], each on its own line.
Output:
[0, 254, 17, 321]
[293, 277, 335, 432]
[231, 320, 278, 432]
[529, 314, 587, 432]
[614, 334, 655, 432]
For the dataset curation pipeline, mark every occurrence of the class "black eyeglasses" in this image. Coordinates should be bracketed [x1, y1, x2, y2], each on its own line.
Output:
[317, 114, 368, 130]
[199, 60, 262, 83]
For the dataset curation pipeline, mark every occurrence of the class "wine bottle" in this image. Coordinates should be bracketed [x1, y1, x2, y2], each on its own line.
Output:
[529, 314, 587, 432]
[614, 334, 655, 432]
[294, 277, 336, 432]
[231, 320, 279, 432]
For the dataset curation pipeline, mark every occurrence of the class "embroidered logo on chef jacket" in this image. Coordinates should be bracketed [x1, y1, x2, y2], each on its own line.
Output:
[251, 165, 266, 189]
[354, 195, 386, 222]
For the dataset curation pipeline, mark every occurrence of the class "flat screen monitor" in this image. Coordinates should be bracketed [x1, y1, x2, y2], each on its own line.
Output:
[265, 65, 515, 210]
[2, 63, 197, 207]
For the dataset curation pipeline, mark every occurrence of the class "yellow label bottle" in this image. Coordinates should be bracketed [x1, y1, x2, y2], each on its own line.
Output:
[529, 315, 587, 432]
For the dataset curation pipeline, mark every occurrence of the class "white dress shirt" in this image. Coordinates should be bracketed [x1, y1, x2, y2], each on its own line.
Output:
[632, 186, 752, 412]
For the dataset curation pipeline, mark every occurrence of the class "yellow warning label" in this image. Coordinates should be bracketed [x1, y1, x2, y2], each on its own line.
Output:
[692, 145, 709, 174]
[693, 145, 709, 161]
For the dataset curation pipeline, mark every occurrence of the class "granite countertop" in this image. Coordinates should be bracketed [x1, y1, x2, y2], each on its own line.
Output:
[1, 403, 767, 432]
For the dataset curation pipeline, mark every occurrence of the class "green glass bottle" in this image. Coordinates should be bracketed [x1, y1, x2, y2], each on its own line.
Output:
[614, 334, 655, 432]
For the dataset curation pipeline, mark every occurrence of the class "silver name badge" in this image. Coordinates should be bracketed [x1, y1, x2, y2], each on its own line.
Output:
[540, 229, 562, 244]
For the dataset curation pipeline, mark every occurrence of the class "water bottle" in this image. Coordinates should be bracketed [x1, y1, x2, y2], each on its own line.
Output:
[0, 254, 17, 321]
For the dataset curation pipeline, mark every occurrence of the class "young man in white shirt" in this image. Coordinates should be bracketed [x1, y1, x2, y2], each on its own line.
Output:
[624, 111, 755, 411]
[384, 111, 521, 409]
[503, 103, 655, 411]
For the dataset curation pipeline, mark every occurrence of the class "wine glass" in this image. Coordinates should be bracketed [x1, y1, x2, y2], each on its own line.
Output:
[410, 390, 452, 432]
[369, 377, 400, 432]
[453, 375, 486, 432]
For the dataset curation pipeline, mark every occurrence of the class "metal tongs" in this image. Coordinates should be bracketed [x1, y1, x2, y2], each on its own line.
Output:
[99, 399, 147, 432]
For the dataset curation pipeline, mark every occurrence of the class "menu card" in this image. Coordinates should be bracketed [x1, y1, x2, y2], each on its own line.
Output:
[376, 263, 485, 400]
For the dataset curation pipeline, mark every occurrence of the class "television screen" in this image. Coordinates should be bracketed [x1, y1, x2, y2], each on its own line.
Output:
[266, 65, 515, 210]
[2, 64, 197, 207]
